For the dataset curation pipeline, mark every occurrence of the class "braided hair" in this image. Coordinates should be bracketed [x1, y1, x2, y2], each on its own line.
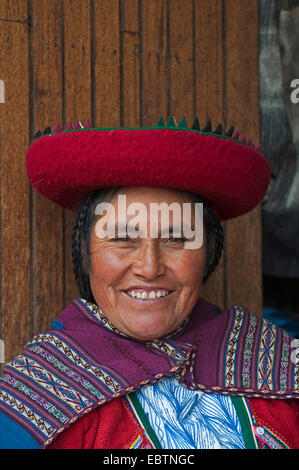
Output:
[71, 188, 224, 301]
[72, 188, 120, 303]
[201, 198, 225, 283]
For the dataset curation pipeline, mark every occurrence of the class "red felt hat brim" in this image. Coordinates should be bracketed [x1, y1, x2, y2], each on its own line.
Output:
[26, 128, 271, 220]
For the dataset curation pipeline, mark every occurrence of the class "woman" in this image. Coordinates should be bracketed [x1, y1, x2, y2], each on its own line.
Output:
[0, 117, 298, 449]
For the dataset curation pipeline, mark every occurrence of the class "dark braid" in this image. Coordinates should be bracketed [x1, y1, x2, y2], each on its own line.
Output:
[184, 191, 224, 283]
[202, 202, 224, 283]
[72, 192, 96, 303]
[72, 188, 121, 302]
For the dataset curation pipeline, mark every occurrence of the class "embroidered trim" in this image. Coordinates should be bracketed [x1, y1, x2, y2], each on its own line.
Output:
[219, 305, 299, 396]
[279, 330, 290, 391]
[257, 321, 276, 391]
[242, 314, 258, 389]
[130, 434, 143, 449]
[27, 345, 105, 401]
[253, 425, 289, 449]
[79, 298, 128, 338]
[7, 355, 93, 412]
[224, 306, 244, 388]
[292, 338, 299, 390]
[0, 387, 54, 440]
[25, 333, 125, 394]
[125, 393, 162, 449]
[145, 339, 187, 364]
[0, 372, 68, 424]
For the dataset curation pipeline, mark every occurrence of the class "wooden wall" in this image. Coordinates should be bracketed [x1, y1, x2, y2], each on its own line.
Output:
[0, 0, 261, 362]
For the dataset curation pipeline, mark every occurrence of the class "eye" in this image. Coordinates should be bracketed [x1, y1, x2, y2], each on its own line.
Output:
[111, 235, 135, 242]
[113, 236, 129, 241]
[164, 236, 186, 243]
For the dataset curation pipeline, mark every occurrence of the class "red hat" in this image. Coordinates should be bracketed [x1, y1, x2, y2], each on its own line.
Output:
[25, 117, 270, 220]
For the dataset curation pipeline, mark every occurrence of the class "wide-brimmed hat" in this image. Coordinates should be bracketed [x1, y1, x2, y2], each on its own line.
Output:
[25, 117, 270, 220]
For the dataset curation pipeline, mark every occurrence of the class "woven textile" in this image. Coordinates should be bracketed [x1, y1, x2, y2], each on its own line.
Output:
[136, 376, 245, 449]
[0, 297, 298, 448]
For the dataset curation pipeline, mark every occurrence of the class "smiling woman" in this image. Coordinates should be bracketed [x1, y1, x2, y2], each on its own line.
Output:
[87, 187, 206, 341]
[0, 118, 298, 450]
[73, 185, 222, 341]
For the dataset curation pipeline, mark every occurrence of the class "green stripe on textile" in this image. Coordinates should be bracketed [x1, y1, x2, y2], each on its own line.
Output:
[230, 396, 258, 449]
[127, 392, 162, 449]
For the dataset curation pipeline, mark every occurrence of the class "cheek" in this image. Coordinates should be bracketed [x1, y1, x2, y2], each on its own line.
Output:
[89, 247, 128, 285]
[170, 250, 206, 286]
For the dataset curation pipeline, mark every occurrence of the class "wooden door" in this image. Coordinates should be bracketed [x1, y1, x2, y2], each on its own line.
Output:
[0, 0, 262, 361]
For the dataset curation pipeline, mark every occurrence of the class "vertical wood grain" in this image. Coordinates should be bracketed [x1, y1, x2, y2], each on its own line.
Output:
[63, 0, 92, 306]
[168, 0, 194, 122]
[194, 0, 225, 125]
[225, 0, 262, 314]
[141, 0, 168, 125]
[93, 0, 120, 127]
[194, 0, 226, 310]
[0, 1, 30, 361]
[121, 0, 141, 126]
[30, 0, 64, 334]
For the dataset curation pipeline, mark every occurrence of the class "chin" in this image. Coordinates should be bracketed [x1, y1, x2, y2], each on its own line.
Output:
[131, 331, 166, 342]
[125, 320, 173, 342]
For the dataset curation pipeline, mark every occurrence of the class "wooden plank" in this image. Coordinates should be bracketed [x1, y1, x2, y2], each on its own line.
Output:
[0, 0, 28, 21]
[225, 0, 262, 315]
[141, 0, 168, 125]
[194, 0, 224, 126]
[63, 0, 92, 122]
[93, 0, 120, 127]
[31, 0, 64, 334]
[0, 1, 30, 361]
[194, 0, 226, 310]
[168, 0, 194, 121]
[121, 0, 141, 126]
[63, 0, 92, 305]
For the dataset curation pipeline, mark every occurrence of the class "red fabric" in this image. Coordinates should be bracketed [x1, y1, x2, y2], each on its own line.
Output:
[26, 128, 270, 220]
[47, 397, 150, 449]
[248, 398, 299, 449]
[47, 393, 299, 450]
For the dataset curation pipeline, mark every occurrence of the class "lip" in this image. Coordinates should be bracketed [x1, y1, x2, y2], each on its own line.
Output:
[123, 286, 174, 292]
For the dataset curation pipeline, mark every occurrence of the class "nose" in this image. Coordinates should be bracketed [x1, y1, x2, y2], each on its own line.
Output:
[131, 239, 166, 279]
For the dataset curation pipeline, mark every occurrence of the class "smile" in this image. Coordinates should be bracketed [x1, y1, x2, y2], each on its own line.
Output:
[125, 289, 171, 300]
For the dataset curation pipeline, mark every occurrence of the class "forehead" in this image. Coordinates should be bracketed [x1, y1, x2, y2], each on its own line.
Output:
[92, 186, 201, 233]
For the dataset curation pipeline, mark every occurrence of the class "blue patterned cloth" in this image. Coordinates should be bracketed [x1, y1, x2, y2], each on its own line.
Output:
[136, 376, 245, 449]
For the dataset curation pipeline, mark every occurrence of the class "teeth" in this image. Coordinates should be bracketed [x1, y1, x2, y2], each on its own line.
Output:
[126, 289, 170, 299]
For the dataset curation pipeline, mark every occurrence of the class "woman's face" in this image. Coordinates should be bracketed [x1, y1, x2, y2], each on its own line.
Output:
[88, 186, 206, 341]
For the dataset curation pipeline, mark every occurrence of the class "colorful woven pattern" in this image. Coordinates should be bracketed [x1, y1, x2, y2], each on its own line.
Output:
[0, 297, 298, 449]
[217, 306, 298, 396]
[0, 298, 190, 447]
